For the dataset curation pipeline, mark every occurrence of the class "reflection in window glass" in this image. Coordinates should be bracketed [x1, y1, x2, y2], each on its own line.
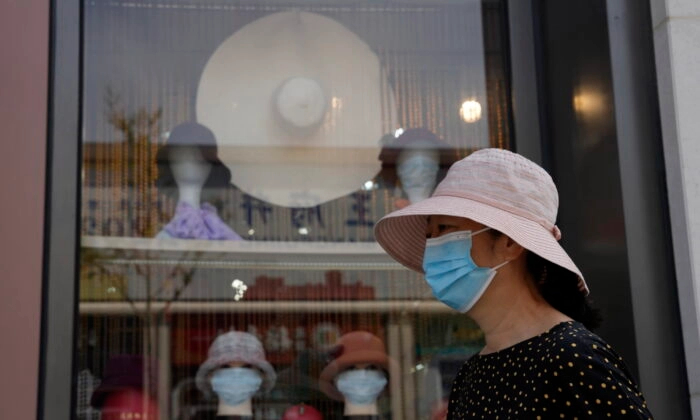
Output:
[78, 1, 511, 419]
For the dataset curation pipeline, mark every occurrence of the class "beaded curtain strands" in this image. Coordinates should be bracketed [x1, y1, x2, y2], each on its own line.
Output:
[139, 119, 148, 236]
[137, 109, 161, 237]
[115, 99, 126, 236]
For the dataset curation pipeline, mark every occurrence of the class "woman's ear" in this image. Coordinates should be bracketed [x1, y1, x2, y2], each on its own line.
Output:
[497, 235, 526, 261]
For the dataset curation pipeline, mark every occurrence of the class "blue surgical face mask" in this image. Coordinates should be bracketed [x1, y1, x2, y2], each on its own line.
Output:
[335, 369, 388, 405]
[397, 153, 440, 203]
[422, 228, 509, 313]
[211, 367, 263, 406]
[397, 153, 440, 190]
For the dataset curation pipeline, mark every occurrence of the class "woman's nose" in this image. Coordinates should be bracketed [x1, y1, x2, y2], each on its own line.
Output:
[425, 223, 436, 239]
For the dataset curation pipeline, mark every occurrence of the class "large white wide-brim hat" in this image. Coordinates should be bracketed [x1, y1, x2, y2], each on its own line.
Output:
[374, 148, 589, 295]
[197, 11, 397, 208]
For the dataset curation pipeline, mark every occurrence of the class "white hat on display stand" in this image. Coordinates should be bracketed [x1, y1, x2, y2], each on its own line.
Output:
[197, 11, 398, 208]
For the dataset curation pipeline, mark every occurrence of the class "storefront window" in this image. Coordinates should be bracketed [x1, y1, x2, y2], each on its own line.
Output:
[77, 1, 512, 418]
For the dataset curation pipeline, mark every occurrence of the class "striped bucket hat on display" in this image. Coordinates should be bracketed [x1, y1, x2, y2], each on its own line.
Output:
[195, 331, 277, 397]
[374, 148, 589, 295]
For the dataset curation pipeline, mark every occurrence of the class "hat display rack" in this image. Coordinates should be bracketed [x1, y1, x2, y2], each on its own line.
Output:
[77, 1, 511, 419]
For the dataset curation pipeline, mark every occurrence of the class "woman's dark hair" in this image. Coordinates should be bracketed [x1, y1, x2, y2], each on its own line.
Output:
[488, 230, 602, 330]
[526, 252, 602, 330]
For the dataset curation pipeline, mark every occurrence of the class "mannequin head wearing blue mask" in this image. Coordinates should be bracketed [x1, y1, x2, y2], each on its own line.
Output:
[334, 363, 388, 415]
[195, 331, 277, 417]
[209, 362, 264, 414]
[319, 331, 395, 416]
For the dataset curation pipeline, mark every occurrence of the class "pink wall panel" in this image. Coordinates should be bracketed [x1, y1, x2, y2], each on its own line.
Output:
[0, 0, 50, 418]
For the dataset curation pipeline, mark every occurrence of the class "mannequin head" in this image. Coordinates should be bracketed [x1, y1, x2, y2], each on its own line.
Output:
[209, 362, 264, 416]
[169, 146, 212, 190]
[156, 122, 232, 206]
[396, 146, 440, 204]
[319, 331, 393, 416]
[196, 331, 277, 416]
[334, 363, 388, 415]
[377, 128, 458, 208]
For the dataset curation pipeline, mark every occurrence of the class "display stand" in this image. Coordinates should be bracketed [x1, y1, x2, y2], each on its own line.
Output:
[80, 235, 451, 419]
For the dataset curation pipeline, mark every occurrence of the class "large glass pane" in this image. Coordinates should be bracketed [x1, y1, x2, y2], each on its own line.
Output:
[77, 1, 512, 419]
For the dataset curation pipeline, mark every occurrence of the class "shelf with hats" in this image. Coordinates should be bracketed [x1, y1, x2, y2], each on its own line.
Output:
[81, 235, 404, 271]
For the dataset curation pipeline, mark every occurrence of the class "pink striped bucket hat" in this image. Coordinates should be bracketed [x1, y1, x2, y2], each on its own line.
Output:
[374, 148, 589, 295]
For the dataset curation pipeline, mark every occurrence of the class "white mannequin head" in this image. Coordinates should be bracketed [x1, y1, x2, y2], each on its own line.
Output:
[334, 363, 387, 416]
[156, 122, 231, 210]
[211, 362, 263, 417]
[170, 146, 212, 188]
[396, 145, 440, 204]
[167, 146, 212, 208]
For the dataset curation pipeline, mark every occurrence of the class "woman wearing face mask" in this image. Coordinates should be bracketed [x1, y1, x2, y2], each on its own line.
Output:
[319, 331, 394, 419]
[374, 149, 653, 419]
[195, 331, 276, 419]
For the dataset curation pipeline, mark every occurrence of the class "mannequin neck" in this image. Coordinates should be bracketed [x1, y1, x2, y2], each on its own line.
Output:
[217, 399, 252, 416]
[343, 401, 378, 416]
[177, 184, 203, 209]
[404, 186, 433, 203]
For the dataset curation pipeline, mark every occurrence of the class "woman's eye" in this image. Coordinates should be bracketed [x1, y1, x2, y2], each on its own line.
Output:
[427, 222, 455, 238]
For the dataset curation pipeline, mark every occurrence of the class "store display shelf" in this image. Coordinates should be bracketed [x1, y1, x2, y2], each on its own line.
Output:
[78, 299, 450, 314]
[81, 236, 405, 270]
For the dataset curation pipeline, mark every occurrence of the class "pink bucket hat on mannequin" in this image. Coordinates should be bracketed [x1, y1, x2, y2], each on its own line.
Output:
[318, 331, 396, 401]
[374, 148, 589, 295]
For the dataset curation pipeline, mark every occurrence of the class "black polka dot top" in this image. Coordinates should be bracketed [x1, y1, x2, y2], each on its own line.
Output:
[447, 321, 653, 419]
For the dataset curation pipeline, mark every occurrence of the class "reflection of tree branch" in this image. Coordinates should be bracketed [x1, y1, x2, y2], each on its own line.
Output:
[103, 87, 164, 360]
[104, 87, 162, 237]
[156, 252, 203, 316]
[151, 262, 193, 302]
[162, 264, 197, 314]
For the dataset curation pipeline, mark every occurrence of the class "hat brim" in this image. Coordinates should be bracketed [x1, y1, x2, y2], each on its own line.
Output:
[373, 195, 589, 294]
[195, 357, 277, 397]
[318, 350, 396, 401]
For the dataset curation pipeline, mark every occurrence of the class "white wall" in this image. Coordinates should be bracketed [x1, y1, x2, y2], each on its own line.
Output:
[650, 0, 700, 417]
